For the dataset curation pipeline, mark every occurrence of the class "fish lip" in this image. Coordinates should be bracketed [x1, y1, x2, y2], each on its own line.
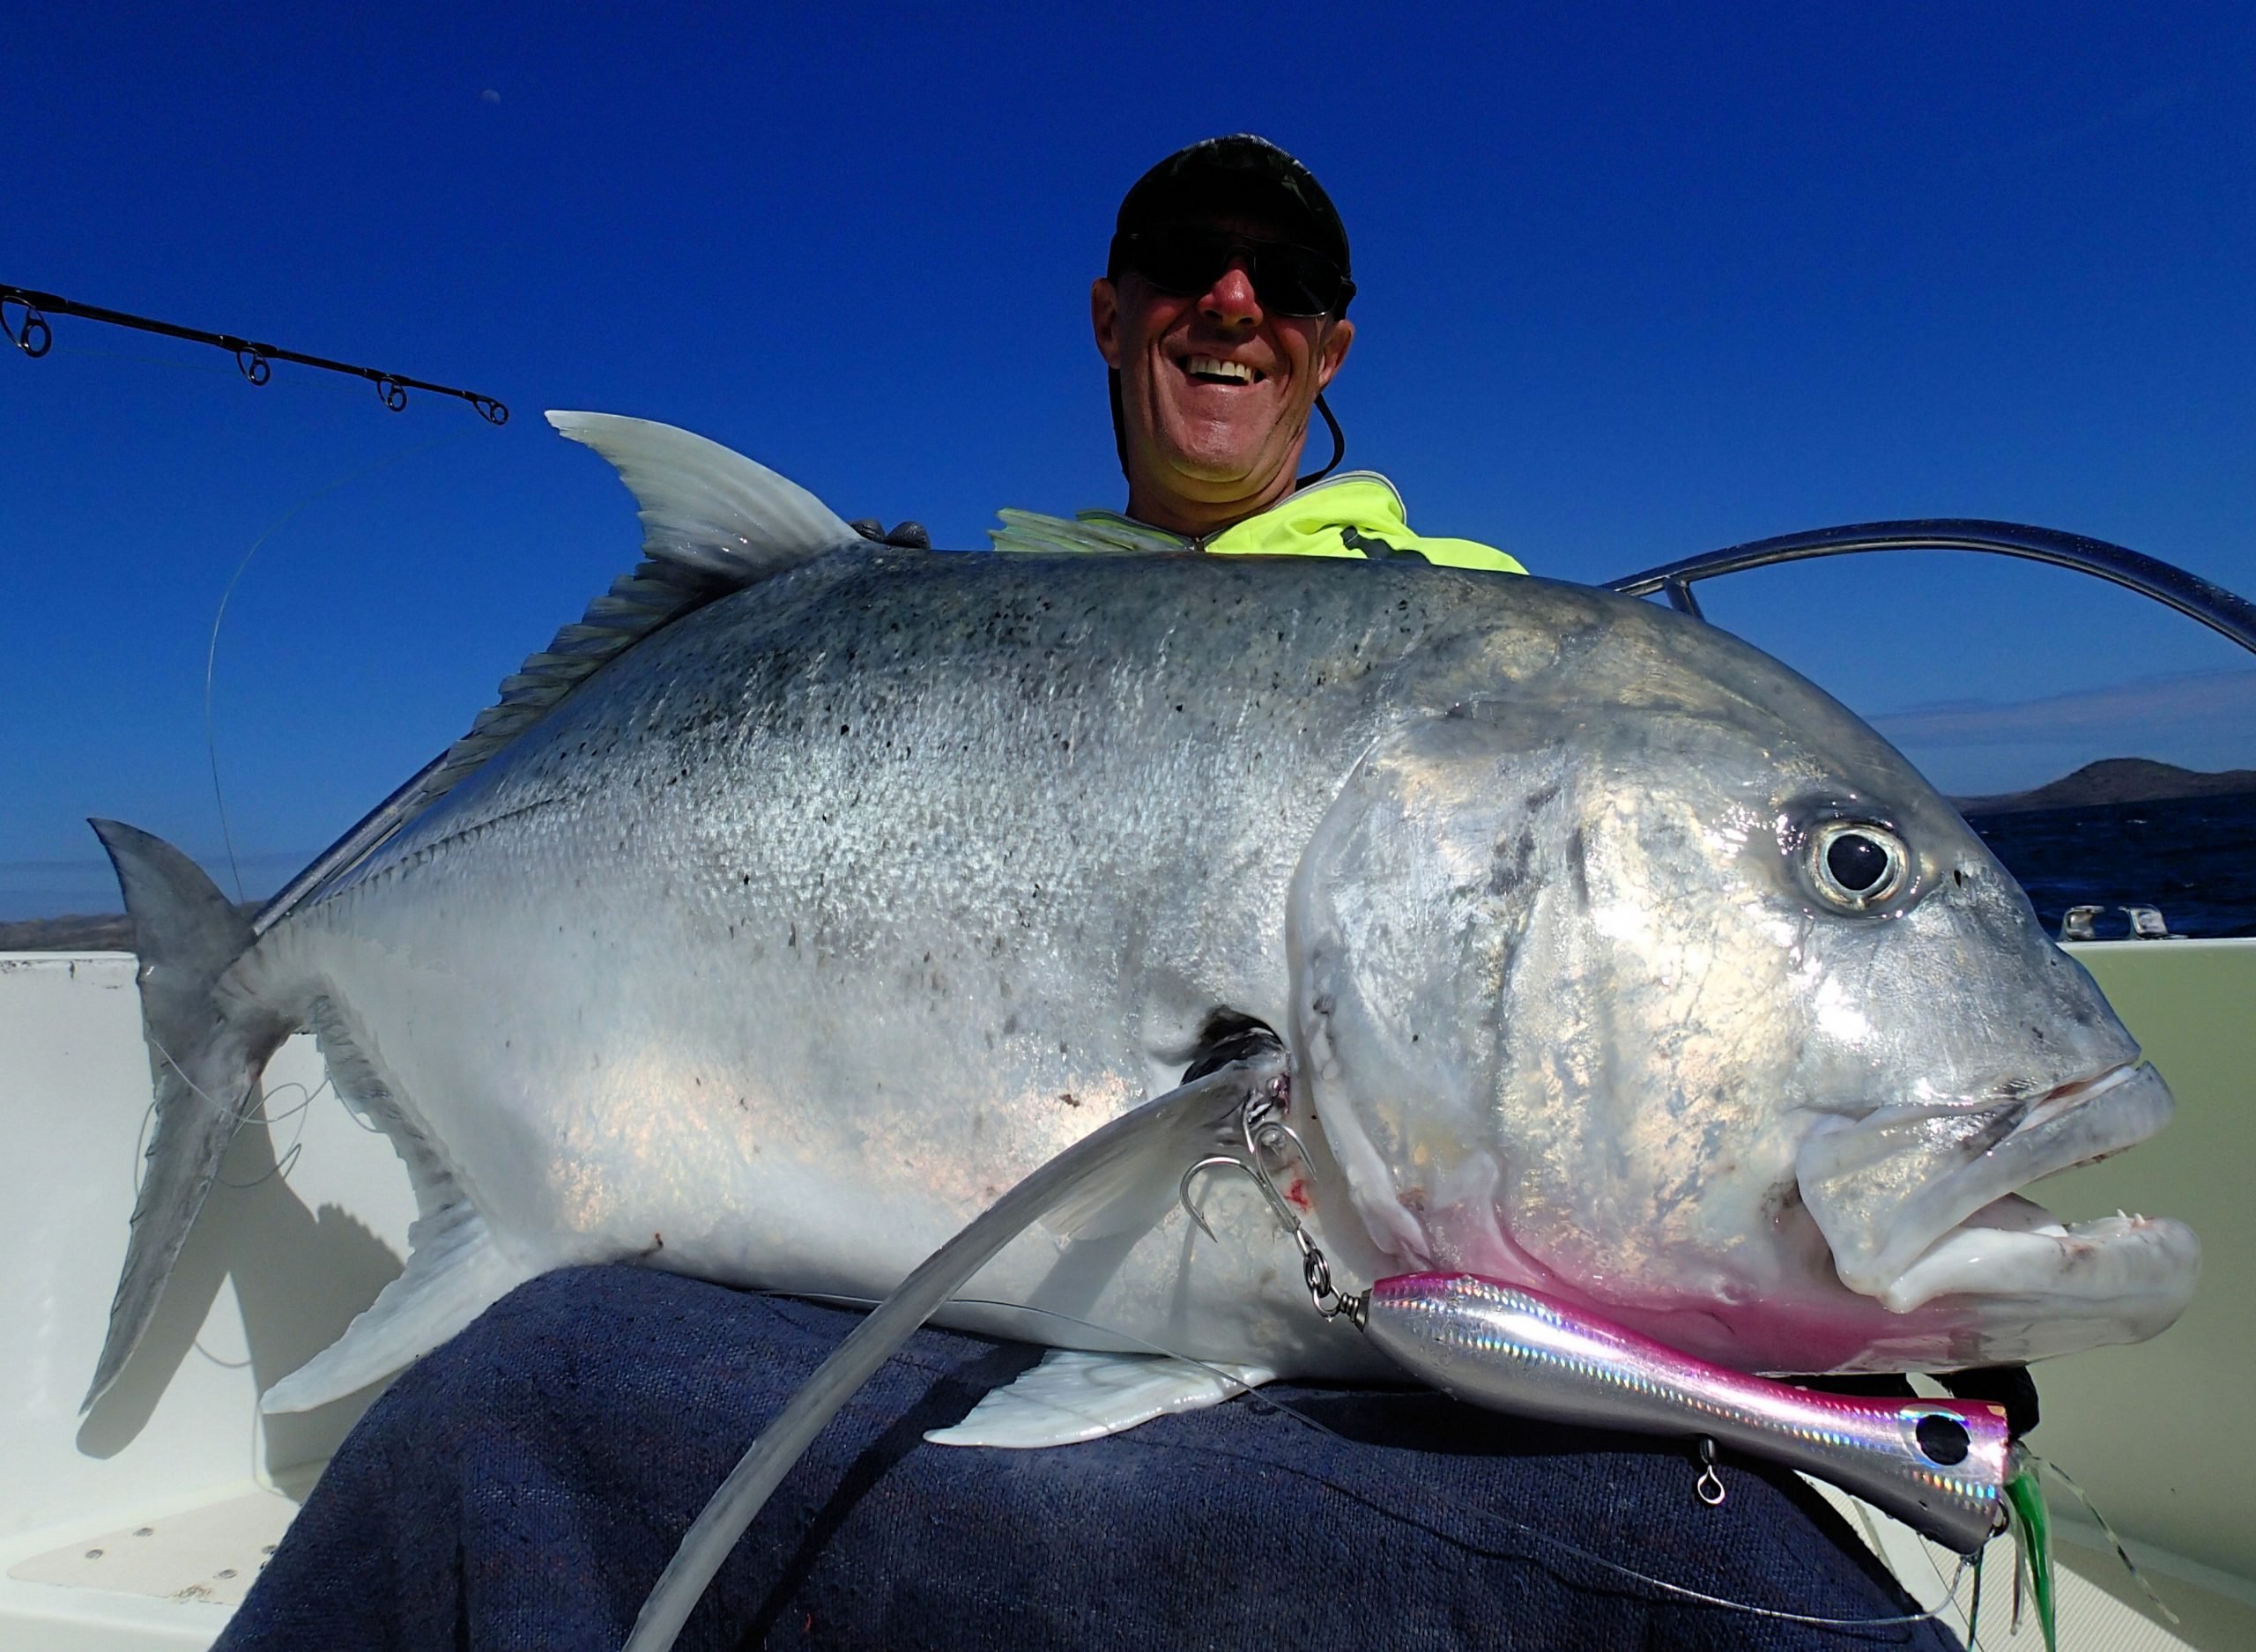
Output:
[1799, 1060, 2178, 1300]
[1877, 1198, 2200, 1321]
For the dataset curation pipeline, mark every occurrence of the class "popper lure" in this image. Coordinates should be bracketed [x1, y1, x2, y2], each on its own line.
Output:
[1188, 1104, 2058, 1646]
[1353, 1270, 2010, 1553]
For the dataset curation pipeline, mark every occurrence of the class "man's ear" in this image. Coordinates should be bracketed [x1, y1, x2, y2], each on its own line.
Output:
[1315, 316, 1354, 392]
[1091, 278, 1124, 367]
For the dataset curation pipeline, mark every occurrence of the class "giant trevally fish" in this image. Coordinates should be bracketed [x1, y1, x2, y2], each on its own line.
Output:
[84, 413, 2198, 1437]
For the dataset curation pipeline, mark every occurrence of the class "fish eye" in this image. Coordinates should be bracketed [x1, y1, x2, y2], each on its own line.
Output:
[1807, 821, 1911, 912]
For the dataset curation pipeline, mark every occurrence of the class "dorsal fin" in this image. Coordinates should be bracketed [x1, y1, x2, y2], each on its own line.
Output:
[546, 411, 863, 578]
[279, 416, 868, 914]
[421, 413, 865, 792]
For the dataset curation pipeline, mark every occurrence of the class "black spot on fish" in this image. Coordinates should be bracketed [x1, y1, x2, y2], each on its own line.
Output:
[1489, 828, 1537, 898]
[1058, 1092, 1080, 1108]
[1566, 827, 1591, 907]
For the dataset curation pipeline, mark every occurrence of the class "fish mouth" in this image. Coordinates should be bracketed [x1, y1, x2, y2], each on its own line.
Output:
[1877, 1196, 2193, 1315]
[1798, 1062, 2198, 1317]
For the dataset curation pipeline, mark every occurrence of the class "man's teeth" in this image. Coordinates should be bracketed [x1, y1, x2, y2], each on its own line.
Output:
[1184, 356, 1257, 384]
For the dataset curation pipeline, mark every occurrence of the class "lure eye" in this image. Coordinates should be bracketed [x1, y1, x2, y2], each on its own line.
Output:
[1915, 1411, 1971, 1466]
[1808, 821, 1910, 912]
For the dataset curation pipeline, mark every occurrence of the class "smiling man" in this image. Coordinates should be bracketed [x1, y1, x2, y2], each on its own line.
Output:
[994, 136, 1523, 570]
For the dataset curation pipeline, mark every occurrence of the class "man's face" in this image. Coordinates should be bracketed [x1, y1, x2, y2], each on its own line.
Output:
[1092, 218, 1354, 533]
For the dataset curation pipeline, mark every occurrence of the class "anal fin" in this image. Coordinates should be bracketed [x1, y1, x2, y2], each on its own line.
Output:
[259, 1195, 525, 1413]
[924, 1349, 1274, 1448]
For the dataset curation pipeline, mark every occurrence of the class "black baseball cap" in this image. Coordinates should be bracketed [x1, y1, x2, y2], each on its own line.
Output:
[1101, 135, 1354, 487]
[1108, 135, 1353, 305]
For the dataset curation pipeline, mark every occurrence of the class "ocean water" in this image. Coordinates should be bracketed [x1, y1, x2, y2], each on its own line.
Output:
[1964, 792, 2256, 940]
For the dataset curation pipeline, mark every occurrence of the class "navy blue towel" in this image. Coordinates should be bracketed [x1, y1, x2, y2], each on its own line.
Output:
[220, 1266, 1960, 1651]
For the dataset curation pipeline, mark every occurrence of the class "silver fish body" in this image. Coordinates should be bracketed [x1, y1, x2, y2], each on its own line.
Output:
[87, 415, 2198, 1416]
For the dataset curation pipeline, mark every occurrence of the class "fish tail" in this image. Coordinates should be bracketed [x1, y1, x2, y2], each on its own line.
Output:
[82, 819, 292, 1411]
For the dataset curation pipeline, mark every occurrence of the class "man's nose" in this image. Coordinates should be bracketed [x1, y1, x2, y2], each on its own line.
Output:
[1198, 259, 1263, 329]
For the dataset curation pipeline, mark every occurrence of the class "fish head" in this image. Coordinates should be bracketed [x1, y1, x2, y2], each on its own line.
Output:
[1291, 619, 2198, 1374]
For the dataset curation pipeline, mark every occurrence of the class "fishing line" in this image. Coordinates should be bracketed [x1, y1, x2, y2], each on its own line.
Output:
[189, 1341, 254, 1374]
[242, 1073, 332, 1132]
[213, 1080, 315, 1191]
[134, 1033, 315, 1195]
[204, 429, 473, 900]
[1886, 1499, 1994, 1648]
[2030, 1451, 2180, 1626]
[784, 1288, 1965, 1633]
[122, 1037, 312, 1378]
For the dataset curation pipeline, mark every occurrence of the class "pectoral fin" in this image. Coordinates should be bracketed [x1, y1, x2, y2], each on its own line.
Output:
[924, 1349, 1275, 1448]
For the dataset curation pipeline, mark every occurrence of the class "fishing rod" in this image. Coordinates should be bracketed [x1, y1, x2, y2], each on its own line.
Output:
[2, 282, 509, 424]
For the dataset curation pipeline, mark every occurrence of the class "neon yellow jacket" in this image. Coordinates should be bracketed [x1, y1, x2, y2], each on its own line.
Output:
[990, 472, 1525, 574]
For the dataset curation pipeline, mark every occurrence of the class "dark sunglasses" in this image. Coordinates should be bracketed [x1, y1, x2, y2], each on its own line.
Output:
[1118, 226, 1355, 317]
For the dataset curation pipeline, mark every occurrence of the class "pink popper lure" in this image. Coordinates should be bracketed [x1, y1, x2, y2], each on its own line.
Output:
[1351, 1270, 2013, 1555]
[1188, 1101, 2056, 1647]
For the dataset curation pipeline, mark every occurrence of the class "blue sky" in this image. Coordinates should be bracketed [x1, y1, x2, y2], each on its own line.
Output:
[5, 4, 2253, 916]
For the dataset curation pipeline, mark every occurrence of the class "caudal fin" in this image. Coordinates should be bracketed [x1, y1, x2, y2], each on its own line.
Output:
[83, 820, 291, 1411]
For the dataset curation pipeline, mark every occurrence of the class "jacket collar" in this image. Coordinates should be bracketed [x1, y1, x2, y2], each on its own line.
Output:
[990, 471, 1406, 556]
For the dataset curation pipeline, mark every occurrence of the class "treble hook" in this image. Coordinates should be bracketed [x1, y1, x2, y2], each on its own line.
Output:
[1177, 1102, 1352, 1318]
[1179, 1153, 1302, 1243]
[1178, 1091, 1310, 1241]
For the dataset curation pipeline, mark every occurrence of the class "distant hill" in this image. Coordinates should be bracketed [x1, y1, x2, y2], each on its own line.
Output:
[0, 901, 258, 954]
[0, 912, 137, 952]
[1955, 758, 2256, 816]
